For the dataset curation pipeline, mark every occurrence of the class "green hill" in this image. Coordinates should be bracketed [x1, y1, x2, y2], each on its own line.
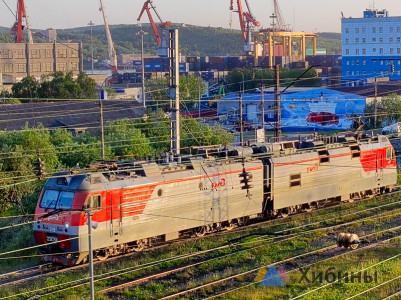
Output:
[0, 24, 341, 60]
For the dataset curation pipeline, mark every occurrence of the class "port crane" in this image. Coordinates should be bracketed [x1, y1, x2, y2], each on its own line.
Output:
[99, 0, 118, 76]
[137, 0, 171, 57]
[10, 0, 33, 43]
[229, 0, 260, 53]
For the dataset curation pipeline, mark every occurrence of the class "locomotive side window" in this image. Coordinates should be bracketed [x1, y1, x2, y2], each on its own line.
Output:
[387, 148, 394, 160]
[290, 174, 301, 188]
[84, 195, 102, 209]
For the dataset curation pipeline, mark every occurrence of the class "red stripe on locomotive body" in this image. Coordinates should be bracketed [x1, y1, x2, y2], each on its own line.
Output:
[65, 166, 263, 226]
[273, 147, 396, 171]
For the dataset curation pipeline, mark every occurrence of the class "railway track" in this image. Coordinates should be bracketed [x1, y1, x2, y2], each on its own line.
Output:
[156, 227, 401, 300]
[98, 203, 401, 296]
[2, 191, 401, 298]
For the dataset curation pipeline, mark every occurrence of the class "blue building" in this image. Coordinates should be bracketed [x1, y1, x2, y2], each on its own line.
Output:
[342, 9, 401, 85]
[218, 88, 366, 132]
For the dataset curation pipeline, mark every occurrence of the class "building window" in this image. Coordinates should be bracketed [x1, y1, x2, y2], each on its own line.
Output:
[30, 63, 41, 72]
[380, 48, 384, 54]
[356, 49, 359, 54]
[362, 49, 366, 54]
[372, 27, 376, 33]
[355, 28, 359, 33]
[381, 61, 384, 65]
[362, 38, 366, 43]
[390, 27, 394, 33]
[379, 27, 383, 33]
[43, 63, 53, 72]
[45, 49, 52, 58]
[3, 64, 13, 73]
[345, 28, 349, 34]
[69, 62, 79, 71]
[345, 38, 349, 44]
[373, 48, 376, 53]
[398, 37, 401, 43]
[351, 60, 354, 65]
[362, 27, 366, 33]
[390, 48, 394, 54]
[30, 49, 40, 59]
[15, 63, 26, 73]
[56, 62, 67, 71]
[356, 71, 359, 75]
[14, 49, 25, 59]
[356, 59, 360, 65]
[363, 70, 366, 75]
[70, 49, 79, 58]
[2, 50, 12, 59]
[346, 49, 350, 55]
[372, 37, 376, 42]
[57, 49, 67, 58]
[379, 38, 383, 43]
[398, 27, 401, 33]
[346, 71, 350, 76]
[363, 60, 366, 65]
[346, 60, 350, 65]
[356, 38, 359, 44]
[390, 37, 394, 43]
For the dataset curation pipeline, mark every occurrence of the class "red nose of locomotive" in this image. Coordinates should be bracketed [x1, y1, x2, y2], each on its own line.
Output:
[33, 174, 89, 259]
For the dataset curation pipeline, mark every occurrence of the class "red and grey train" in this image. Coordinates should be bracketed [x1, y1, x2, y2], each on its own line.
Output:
[33, 134, 397, 265]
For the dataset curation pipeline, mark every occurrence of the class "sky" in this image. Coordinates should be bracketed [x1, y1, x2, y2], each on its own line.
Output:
[0, 0, 400, 33]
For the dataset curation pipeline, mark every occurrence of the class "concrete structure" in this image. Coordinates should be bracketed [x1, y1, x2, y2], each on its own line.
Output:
[0, 42, 83, 83]
[342, 9, 401, 85]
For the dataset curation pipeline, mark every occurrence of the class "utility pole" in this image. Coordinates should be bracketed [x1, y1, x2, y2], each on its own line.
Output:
[261, 84, 265, 134]
[87, 211, 95, 300]
[374, 77, 378, 128]
[88, 21, 94, 74]
[139, 27, 146, 108]
[274, 65, 281, 140]
[240, 92, 244, 146]
[100, 100, 105, 159]
[169, 29, 180, 155]
[270, 13, 277, 68]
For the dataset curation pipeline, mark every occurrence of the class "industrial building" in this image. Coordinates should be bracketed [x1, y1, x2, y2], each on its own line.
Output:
[342, 9, 401, 85]
[0, 42, 83, 84]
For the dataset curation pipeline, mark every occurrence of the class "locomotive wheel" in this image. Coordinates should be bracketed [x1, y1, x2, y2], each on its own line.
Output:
[350, 243, 359, 250]
[195, 226, 206, 237]
[279, 209, 289, 218]
[96, 249, 110, 261]
[133, 239, 146, 252]
[303, 203, 313, 213]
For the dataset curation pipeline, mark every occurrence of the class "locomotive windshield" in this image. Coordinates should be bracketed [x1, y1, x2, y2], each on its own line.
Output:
[40, 190, 75, 210]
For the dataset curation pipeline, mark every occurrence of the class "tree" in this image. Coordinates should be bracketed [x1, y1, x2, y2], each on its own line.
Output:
[145, 75, 206, 109]
[11, 76, 40, 100]
[76, 73, 97, 99]
[365, 93, 401, 129]
[0, 124, 59, 213]
[105, 119, 153, 159]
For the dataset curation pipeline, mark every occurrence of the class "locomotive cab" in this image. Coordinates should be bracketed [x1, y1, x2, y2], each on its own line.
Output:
[33, 173, 98, 265]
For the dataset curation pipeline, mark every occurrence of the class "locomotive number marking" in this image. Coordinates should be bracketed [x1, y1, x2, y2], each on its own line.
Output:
[212, 178, 226, 189]
[46, 236, 58, 242]
[307, 163, 319, 173]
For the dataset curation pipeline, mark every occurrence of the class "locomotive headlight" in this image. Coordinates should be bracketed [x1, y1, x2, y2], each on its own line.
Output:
[65, 222, 70, 229]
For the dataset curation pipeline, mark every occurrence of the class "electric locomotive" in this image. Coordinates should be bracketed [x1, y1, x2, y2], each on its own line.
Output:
[33, 134, 397, 265]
